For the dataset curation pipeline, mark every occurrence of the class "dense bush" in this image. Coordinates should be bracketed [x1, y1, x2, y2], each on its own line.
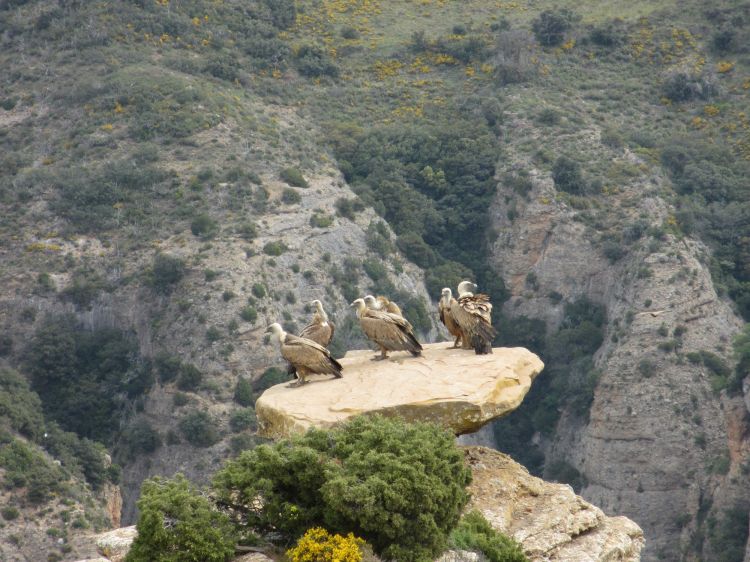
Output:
[661, 71, 719, 102]
[25, 315, 153, 443]
[287, 527, 366, 562]
[263, 241, 288, 256]
[148, 253, 185, 294]
[552, 156, 586, 195]
[0, 439, 66, 505]
[531, 9, 579, 47]
[126, 474, 235, 562]
[280, 167, 309, 188]
[450, 511, 527, 562]
[229, 408, 256, 432]
[707, 505, 749, 562]
[0, 368, 44, 440]
[179, 411, 219, 448]
[294, 45, 339, 78]
[281, 187, 302, 204]
[120, 418, 162, 459]
[190, 213, 219, 239]
[234, 377, 254, 406]
[213, 416, 471, 562]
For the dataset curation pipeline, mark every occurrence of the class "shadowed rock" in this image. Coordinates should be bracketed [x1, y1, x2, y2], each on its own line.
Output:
[255, 342, 544, 439]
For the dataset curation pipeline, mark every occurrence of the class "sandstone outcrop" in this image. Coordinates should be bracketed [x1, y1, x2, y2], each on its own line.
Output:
[464, 447, 644, 562]
[255, 342, 544, 439]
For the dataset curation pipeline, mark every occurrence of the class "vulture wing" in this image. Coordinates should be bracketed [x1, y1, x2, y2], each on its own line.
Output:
[281, 334, 342, 377]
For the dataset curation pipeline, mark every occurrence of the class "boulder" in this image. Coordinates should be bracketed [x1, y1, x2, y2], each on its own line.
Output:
[95, 525, 137, 562]
[464, 447, 645, 561]
[255, 343, 544, 439]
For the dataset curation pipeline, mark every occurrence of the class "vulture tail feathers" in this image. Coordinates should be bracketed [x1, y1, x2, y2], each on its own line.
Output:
[405, 331, 423, 356]
[472, 323, 496, 355]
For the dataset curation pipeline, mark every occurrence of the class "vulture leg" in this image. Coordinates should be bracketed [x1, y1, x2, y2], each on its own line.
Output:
[452, 335, 462, 348]
[372, 346, 389, 361]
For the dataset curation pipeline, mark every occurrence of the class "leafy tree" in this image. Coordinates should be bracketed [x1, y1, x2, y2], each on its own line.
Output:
[0, 367, 44, 440]
[213, 416, 471, 562]
[531, 9, 579, 47]
[234, 377, 254, 406]
[126, 474, 235, 562]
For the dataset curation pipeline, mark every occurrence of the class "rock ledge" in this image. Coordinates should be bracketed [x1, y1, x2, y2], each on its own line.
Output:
[255, 343, 544, 439]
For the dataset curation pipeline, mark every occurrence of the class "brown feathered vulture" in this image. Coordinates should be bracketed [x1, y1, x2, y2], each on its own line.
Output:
[450, 281, 496, 355]
[438, 287, 463, 348]
[266, 323, 342, 386]
[351, 298, 422, 360]
[287, 299, 335, 378]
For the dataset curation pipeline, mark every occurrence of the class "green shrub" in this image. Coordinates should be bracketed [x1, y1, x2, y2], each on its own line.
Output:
[176, 364, 202, 391]
[450, 511, 527, 562]
[531, 8, 579, 47]
[293, 45, 339, 78]
[281, 188, 302, 204]
[0, 439, 65, 505]
[240, 306, 258, 323]
[662, 71, 718, 102]
[206, 326, 223, 343]
[263, 241, 288, 256]
[253, 367, 289, 393]
[121, 419, 162, 459]
[708, 505, 749, 562]
[179, 411, 219, 448]
[60, 268, 110, 308]
[280, 167, 309, 188]
[126, 474, 235, 562]
[149, 253, 185, 294]
[0, 368, 44, 440]
[334, 197, 365, 220]
[229, 408, 257, 432]
[234, 377, 254, 407]
[238, 222, 258, 241]
[251, 283, 266, 298]
[190, 214, 219, 239]
[310, 213, 334, 228]
[26, 315, 152, 443]
[154, 352, 182, 383]
[222, 290, 235, 302]
[552, 156, 586, 195]
[213, 416, 471, 562]
[1, 506, 20, 521]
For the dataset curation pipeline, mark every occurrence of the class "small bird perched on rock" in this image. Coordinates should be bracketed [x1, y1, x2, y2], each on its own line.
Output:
[287, 299, 335, 378]
[364, 294, 403, 316]
[266, 323, 342, 386]
[450, 281, 496, 355]
[438, 287, 463, 348]
[351, 298, 422, 360]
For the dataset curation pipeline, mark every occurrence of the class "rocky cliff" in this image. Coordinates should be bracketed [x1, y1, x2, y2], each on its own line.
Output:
[255, 343, 544, 438]
[488, 113, 750, 560]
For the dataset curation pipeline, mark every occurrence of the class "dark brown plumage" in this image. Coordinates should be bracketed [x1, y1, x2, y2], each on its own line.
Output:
[438, 287, 463, 348]
[351, 298, 422, 360]
[450, 281, 496, 355]
[287, 300, 335, 378]
[267, 323, 342, 386]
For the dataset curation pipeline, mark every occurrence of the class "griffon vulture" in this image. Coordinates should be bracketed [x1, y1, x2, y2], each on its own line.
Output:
[287, 299, 335, 378]
[450, 281, 496, 355]
[351, 298, 422, 360]
[364, 294, 403, 316]
[438, 287, 463, 348]
[266, 323, 342, 386]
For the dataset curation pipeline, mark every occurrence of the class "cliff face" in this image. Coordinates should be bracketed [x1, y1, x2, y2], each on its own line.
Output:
[488, 117, 750, 560]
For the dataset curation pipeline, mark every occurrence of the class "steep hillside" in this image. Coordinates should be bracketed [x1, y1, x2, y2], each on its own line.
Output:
[2, 0, 750, 561]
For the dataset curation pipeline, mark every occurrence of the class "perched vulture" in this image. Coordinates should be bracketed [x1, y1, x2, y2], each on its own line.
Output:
[287, 299, 335, 377]
[266, 323, 342, 386]
[438, 287, 463, 348]
[351, 298, 422, 360]
[450, 281, 496, 355]
[364, 294, 403, 316]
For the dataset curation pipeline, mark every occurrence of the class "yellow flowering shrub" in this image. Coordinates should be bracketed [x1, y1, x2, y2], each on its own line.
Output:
[287, 528, 365, 562]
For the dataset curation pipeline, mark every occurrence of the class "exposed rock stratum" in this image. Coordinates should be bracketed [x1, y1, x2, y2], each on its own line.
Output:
[255, 343, 544, 439]
[464, 447, 645, 562]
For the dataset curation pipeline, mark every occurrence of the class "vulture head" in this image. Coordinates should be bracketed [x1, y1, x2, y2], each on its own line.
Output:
[265, 323, 285, 342]
[363, 295, 378, 309]
[457, 280, 477, 297]
[441, 287, 452, 303]
[350, 298, 367, 316]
